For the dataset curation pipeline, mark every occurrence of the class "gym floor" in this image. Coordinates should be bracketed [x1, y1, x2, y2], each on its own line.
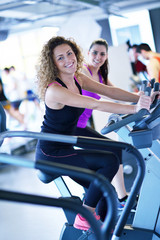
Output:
[0, 161, 66, 240]
[0, 102, 84, 240]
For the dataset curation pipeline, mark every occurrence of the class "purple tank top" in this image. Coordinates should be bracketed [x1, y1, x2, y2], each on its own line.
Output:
[77, 65, 103, 128]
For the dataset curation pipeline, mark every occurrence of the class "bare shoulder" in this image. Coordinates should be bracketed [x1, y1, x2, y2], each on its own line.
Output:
[46, 83, 64, 102]
[81, 64, 91, 77]
[149, 58, 160, 68]
[154, 52, 160, 58]
[45, 83, 66, 109]
[79, 72, 90, 83]
[46, 82, 63, 97]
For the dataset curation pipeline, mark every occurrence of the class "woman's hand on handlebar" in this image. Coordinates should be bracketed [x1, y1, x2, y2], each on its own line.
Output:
[135, 92, 151, 113]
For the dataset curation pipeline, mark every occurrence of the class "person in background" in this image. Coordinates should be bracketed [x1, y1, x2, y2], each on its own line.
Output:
[130, 44, 148, 80]
[75, 39, 129, 216]
[127, 43, 148, 92]
[0, 76, 24, 125]
[2, 66, 29, 109]
[35, 36, 152, 231]
[2, 67, 19, 104]
[9, 66, 26, 96]
[137, 43, 160, 84]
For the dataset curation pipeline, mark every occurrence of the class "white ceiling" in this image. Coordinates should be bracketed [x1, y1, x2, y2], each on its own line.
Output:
[0, 0, 160, 39]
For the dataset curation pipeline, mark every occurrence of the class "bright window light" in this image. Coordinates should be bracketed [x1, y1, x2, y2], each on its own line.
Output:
[41, 26, 60, 40]
[109, 9, 155, 51]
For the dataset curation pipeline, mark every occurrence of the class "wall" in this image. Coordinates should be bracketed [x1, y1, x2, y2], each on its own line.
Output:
[58, 13, 102, 57]
[92, 43, 132, 139]
[149, 8, 160, 53]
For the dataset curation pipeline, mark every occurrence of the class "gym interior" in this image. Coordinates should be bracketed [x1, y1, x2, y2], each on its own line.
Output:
[0, 1, 160, 240]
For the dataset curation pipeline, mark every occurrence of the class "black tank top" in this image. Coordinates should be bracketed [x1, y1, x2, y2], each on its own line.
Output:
[40, 77, 84, 149]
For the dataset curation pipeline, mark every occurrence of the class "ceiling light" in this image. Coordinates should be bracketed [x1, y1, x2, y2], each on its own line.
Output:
[22, 1, 37, 4]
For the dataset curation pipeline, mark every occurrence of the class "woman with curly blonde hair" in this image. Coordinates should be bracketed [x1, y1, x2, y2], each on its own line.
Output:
[36, 36, 84, 101]
[35, 36, 151, 231]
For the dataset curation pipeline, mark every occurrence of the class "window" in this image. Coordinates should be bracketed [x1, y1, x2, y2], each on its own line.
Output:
[109, 9, 155, 50]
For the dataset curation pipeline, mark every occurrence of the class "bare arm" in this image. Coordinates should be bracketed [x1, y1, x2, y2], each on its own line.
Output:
[147, 59, 160, 83]
[79, 72, 139, 103]
[81, 65, 91, 78]
[82, 65, 115, 87]
[45, 83, 151, 115]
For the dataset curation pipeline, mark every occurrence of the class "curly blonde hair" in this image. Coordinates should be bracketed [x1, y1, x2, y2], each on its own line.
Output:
[36, 36, 84, 100]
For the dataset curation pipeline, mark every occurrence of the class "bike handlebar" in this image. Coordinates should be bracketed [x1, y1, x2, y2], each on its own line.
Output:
[101, 109, 149, 135]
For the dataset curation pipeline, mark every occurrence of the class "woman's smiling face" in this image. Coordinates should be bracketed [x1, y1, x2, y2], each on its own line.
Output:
[53, 43, 77, 75]
[88, 44, 108, 68]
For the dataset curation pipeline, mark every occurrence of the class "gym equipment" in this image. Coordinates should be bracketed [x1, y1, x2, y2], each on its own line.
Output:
[0, 88, 41, 158]
[0, 102, 145, 240]
[0, 152, 117, 240]
[102, 80, 160, 191]
[101, 85, 160, 239]
[0, 101, 118, 240]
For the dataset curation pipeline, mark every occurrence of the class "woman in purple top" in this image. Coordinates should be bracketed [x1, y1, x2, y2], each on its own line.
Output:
[75, 39, 128, 215]
[77, 39, 113, 129]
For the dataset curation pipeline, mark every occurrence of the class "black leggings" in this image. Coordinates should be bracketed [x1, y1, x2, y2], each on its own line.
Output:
[35, 142, 119, 208]
[75, 126, 122, 164]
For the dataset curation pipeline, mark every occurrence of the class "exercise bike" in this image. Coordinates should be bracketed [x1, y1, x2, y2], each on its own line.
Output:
[0, 100, 118, 240]
[101, 83, 160, 239]
[0, 102, 145, 240]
